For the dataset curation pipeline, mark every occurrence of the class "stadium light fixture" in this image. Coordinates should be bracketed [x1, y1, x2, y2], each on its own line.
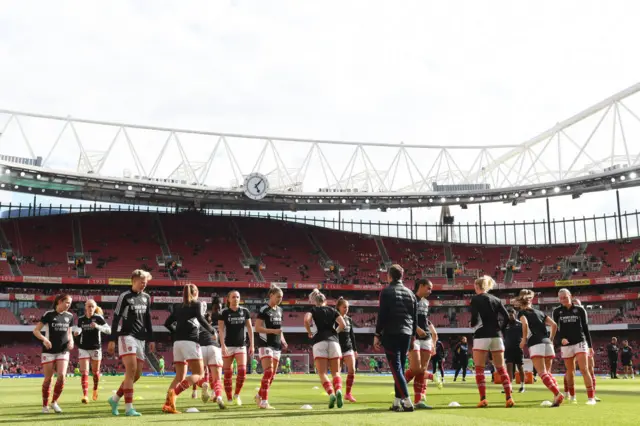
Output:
[554, 187, 560, 193]
[141, 187, 146, 191]
[620, 175, 626, 181]
[330, 199, 335, 203]
[154, 188, 159, 193]
[469, 196, 475, 201]
[0, 184, 4, 188]
[341, 199, 346, 204]
[28, 187, 31, 191]
[440, 197, 446, 203]
[611, 177, 616, 182]
[455, 197, 460, 202]
[365, 199, 370, 203]
[630, 172, 637, 179]
[352, 199, 357, 203]
[481, 196, 486, 201]
[514, 193, 519, 198]
[566, 185, 571, 190]
[541, 189, 547, 195]
[418, 198, 422, 203]
[294, 199, 299, 203]
[14, 185, 18, 189]
[428, 198, 433, 203]
[527, 191, 533, 196]
[41, 189, 45, 193]
[20, 171, 25, 177]
[306, 199, 311, 203]
[36, 174, 41, 179]
[4, 169, 10, 174]
[318, 199, 323, 203]
[127, 185, 133, 190]
[400, 199, 404, 203]
[115, 184, 119, 189]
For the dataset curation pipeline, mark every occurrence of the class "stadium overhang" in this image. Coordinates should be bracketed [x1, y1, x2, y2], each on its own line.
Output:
[1, 161, 639, 211]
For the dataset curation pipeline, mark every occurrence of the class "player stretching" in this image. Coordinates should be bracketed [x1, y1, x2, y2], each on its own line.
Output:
[470, 276, 515, 408]
[107, 270, 155, 417]
[305, 289, 346, 409]
[404, 279, 438, 409]
[74, 300, 111, 403]
[515, 290, 563, 407]
[552, 289, 596, 405]
[336, 297, 358, 403]
[254, 285, 287, 410]
[199, 296, 226, 408]
[219, 290, 254, 406]
[33, 294, 74, 414]
[162, 284, 214, 413]
[572, 300, 600, 400]
[621, 340, 634, 379]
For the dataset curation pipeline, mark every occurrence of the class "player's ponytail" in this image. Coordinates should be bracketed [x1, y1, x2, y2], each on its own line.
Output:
[515, 289, 535, 309]
[94, 306, 104, 316]
[309, 288, 326, 306]
[183, 283, 199, 306]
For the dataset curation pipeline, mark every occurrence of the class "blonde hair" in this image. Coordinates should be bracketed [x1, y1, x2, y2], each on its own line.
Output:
[183, 283, 199, 306]
[474, 275, 496, 292]
[86, 299, 103, 316]
[558, 288, 571, 297]
[131, 269, 152, 281]
[515, 289, 535, 309]
[268, 284, 283, 298]
[309, 288, 326, 306]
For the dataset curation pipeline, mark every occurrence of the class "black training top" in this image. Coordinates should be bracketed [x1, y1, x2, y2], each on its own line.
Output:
[111, 290, 154, 342]
[173, 301, 215, 343]
[504, 319, 523, 349]
[40, 310, 74, 354]
[338, 316, 357, 353]
[257, 304, 283, 350]
[77, 314, 110, 350]
[470, 293, 509, 339]
[518, 308, 551, 347]
[220, 307, 251, 347]
[416, 297, 433, 341]
[552, 304, 592, 348]
[310, 306, 340, 344]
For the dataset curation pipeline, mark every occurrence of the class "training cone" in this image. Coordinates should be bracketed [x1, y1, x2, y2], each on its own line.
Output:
[312, 386, 319, 390]
[540, 400, 553, 407]
[300, 404, 313, 410]
[186, 407, 200, 413]
[448, 401, 461, 407]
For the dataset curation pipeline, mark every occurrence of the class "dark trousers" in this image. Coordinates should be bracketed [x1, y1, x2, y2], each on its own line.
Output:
[609, 359, 618, 378]
[454, 357, 467, 380]
[432, 357, 445, 378]
[382, 334, 412, 399]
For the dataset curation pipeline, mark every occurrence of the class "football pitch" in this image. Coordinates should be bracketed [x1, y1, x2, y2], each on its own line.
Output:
[0, 374, 638, 425]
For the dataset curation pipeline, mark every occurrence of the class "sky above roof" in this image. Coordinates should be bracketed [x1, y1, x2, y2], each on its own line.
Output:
[1, 0, 640, 241]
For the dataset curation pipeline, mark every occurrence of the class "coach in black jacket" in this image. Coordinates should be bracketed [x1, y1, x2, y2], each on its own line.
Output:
[374, 264, 418, 412]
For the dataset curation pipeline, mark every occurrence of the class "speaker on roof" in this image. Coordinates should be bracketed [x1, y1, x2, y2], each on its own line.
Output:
[443, 216, 454, 225]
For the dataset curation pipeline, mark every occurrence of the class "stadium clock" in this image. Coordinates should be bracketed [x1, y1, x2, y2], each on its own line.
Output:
[243, 172, 269, 200]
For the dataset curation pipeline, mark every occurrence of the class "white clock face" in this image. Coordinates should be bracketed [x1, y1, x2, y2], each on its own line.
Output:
[243, 173, 269, 200]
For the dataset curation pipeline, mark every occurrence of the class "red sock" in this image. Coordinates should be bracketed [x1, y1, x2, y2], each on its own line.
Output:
[591, 374, 596, 395]
[81, 372, 89, 397]
[497, 366, 512, 399]
[475, 366, 486, 401]
[425, 372, 434, 381]
[414, 372, 425, 403]
[214, 379, 223, 398]
[197, 376, 207, 388]
[208, 368, 216, 390]
[346, 373, 355, 394]
[174, 379, 191, 396]
[269, 373, 275, 387]
[332, 375, 342, 392]
[405, 369, 415, 384]
[260, 368, 274, 401]
[93, 371, 100, 391]
[322, 380, 334, 395]
[223, 368, 233, 400]
[569, 384, 575, 397]
[586, 386, 595, 399]
[42, 378, 51, 407]
[422, 372, 429, 396]
[52, 378, 65, 403]
[124, 388, 134, 404]
[563, 375, 568, 393]
[192, 384, 197, 391]
[116, 383, 125, 399]
[541, 373, 559, 396]
[235, 367, 246, 396]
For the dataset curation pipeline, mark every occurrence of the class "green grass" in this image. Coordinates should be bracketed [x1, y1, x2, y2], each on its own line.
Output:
[0, 374, 638, 425]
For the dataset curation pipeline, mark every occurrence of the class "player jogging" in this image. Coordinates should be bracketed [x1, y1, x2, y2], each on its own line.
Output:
[336, 297, 358, 403]
[515, 289, 563, 407]
[304, 288, 346, 409]
[254, 284, 288, 410]
[404, 279, 438, 409]
[504, 308, 525, 393]
[162, 284, 215, 413]
[198, 296, 226, 408]
[33, 294, 74, 414]
[219, 290, 254, 406]
[470, 275, 515, 408]
[552, 289, 596, 405]
[621, 340, 634, 379]
[573, 299, 599, 401]
[74, 300, 111, 403]
[107, 269, 155, 417]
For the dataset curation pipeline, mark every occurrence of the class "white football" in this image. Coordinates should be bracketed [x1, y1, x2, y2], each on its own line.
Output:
[540, 400, 553, 407]
[448, 401, 461, 407]
[185, 407, 200, 413]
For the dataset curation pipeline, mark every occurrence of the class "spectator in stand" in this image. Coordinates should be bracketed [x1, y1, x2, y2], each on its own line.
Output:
[607, 337, 619, 379]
